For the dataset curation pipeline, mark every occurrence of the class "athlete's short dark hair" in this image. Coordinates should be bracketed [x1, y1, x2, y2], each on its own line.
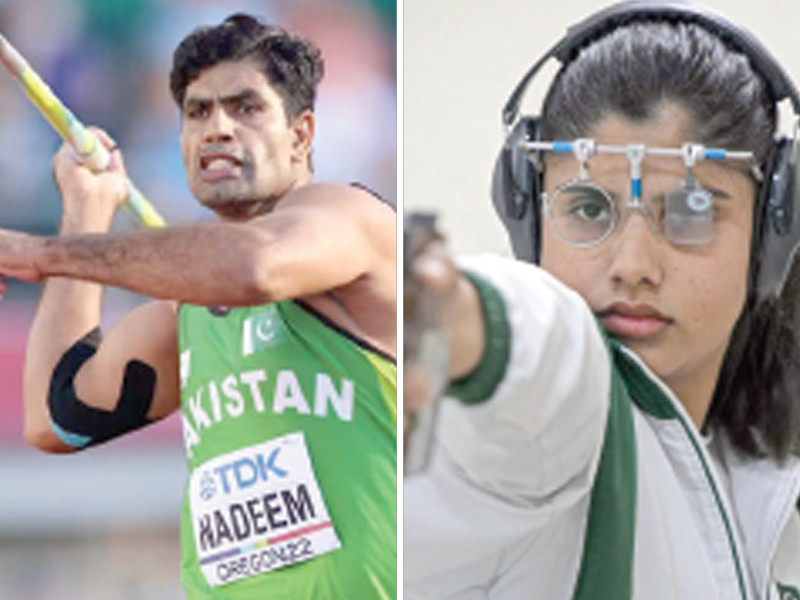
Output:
[169, 13, 325, 121]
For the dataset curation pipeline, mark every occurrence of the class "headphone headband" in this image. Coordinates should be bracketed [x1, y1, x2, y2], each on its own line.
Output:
[502, 0, 800, 128]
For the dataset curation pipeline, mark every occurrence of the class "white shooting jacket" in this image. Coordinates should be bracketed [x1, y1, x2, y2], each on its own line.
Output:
[404, 255, 800, 600]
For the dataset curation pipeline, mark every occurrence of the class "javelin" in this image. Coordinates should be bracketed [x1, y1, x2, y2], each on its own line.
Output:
[0, 33, 166, 228]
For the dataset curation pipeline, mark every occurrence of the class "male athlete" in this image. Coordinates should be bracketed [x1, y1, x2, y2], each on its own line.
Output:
[0, 14, 396, 599]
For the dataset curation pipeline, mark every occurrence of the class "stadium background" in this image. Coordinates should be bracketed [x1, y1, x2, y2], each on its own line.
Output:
[0, 0, 396, 597]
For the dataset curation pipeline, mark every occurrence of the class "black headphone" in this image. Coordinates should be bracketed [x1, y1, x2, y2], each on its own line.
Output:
[491, 0, 800, 304]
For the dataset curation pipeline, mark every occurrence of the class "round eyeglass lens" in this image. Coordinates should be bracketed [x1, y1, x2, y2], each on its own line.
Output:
[549, 181, 616, 245]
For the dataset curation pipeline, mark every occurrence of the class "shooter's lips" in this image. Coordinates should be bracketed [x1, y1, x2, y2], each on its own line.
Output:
[595, 302, 673, 340]
[198, 151, 243, 182]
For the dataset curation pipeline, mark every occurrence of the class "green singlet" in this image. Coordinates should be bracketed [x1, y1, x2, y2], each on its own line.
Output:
[177, 300, 396, 599]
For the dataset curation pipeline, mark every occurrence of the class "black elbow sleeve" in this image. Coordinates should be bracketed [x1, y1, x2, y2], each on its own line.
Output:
[47, 328, 157, 449]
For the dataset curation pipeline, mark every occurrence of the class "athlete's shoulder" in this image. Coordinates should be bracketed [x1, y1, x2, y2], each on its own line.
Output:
[283, 181, 395, 215]
[349, 182, 396, 212]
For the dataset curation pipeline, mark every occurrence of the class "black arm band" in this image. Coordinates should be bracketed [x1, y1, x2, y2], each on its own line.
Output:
[48, 327, 157, 449]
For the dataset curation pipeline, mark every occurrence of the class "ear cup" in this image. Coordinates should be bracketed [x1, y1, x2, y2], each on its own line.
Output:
[490, 116, 543, 262]
[754, 137, 800, 302]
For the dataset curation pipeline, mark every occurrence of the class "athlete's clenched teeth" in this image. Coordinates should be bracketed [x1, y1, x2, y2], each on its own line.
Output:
[199, 153, 243, 171]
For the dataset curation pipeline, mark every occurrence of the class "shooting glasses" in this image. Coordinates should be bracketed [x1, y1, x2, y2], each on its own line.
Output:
[526, 139, 762, 248]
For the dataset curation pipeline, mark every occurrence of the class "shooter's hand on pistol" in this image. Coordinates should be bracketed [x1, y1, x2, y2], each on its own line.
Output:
[404, 214, 488, 473]
[404, 214, 451, 472]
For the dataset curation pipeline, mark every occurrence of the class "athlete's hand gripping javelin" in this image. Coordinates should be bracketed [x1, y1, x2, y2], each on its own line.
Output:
[52, 127, 131, 232]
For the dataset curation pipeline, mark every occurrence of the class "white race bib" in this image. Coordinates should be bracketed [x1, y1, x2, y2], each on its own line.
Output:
[188, 432, 341, 587]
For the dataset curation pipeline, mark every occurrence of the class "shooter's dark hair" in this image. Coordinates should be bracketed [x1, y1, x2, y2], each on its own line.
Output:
[169, 13, 324, 121]
[540, 21, 800, 460]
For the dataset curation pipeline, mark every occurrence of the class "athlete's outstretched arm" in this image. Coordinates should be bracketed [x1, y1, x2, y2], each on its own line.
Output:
[0, 183, 395, 307]
[10, 131, 394, 450]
